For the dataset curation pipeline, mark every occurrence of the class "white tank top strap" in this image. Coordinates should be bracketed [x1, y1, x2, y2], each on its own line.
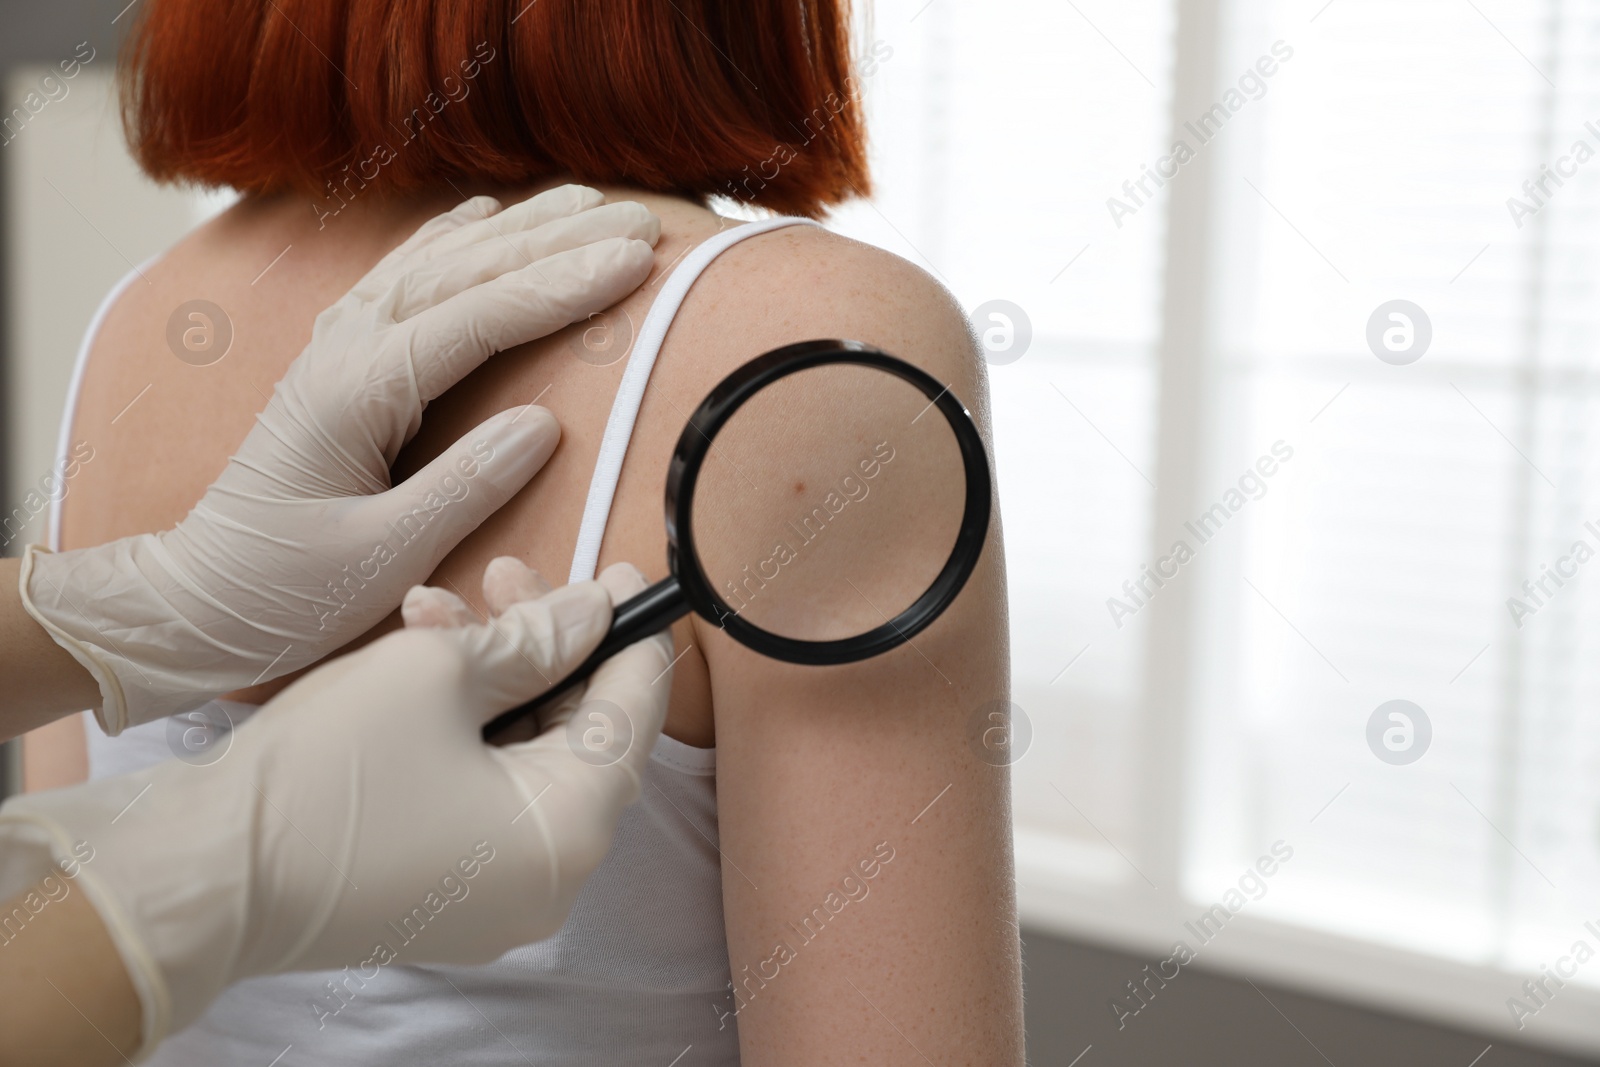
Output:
[48, 258, 161, 552]
[566, 214, 821, 584]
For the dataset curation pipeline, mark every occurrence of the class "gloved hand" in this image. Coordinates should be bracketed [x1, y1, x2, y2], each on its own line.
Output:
[19, 184, 660, 735]
[0, 561, 672, 1061]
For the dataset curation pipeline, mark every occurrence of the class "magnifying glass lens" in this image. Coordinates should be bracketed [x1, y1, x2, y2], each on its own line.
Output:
[689, 363, 967, 643]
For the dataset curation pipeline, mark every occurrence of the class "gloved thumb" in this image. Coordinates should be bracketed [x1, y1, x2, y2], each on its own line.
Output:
[554, 564, 674, 786]
[375, 405, 559, 564]
[445, 581, 616, 716]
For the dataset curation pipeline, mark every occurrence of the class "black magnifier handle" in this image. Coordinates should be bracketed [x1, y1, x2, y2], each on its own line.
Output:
[480, 576, 690, 744]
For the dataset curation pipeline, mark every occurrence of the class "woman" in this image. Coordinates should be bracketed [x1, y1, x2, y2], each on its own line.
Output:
[30, 1, 1023, 1062]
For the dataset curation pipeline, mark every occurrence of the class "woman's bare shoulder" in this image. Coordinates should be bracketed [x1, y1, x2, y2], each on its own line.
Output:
[63, 194, 406, 549]
[677, 223, 979, 382]
[675, 226, 1021, 1062]
[94, 189, 451, 365]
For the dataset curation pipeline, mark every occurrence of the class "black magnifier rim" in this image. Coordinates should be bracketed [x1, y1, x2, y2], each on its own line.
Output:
[666, 339, 992, 666]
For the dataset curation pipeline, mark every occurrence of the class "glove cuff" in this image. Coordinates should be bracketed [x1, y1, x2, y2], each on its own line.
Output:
[18, 543, 131, 736]
[19, 537, 249, 734]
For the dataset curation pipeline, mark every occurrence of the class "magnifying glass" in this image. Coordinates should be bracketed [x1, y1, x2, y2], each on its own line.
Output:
[482, 339, 992, 745]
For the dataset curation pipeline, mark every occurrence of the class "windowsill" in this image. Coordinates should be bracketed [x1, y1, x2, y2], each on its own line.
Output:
[1016, 829, 1600, 1058]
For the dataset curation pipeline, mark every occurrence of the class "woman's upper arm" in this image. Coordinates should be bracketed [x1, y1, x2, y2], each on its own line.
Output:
[696, 238, 1023, 1064]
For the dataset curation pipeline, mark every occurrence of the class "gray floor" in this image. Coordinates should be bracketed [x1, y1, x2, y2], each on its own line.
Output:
[1023, 931, 1598, 1067]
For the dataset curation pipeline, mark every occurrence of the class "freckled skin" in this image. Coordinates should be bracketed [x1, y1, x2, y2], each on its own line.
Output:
[39, 180, 1023, 1065]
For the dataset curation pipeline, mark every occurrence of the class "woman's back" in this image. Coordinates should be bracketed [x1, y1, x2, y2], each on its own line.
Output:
[48, 183, 1023, 1064]
[61, 184, 742, 742]
[60, 179, 989, 732]
[61, 181, 973, 730]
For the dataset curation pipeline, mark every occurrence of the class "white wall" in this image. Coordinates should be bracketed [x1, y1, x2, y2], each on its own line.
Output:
[3, 65, 225, 548]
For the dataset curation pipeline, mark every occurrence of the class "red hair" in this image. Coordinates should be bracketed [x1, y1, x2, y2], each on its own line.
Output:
[119, 0, 869, 218]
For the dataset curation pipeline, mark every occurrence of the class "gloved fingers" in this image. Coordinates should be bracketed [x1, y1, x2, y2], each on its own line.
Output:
[401, 236, 657, 401]
[483, 557, 554, 616]
[402, 185, 607, 269]
[581, 630, 675, 741]
[348, 187, 604, 309]
[402, 585, 480, 629]
[529, 682, 587, 734]
[444, 581, 615, 718]
[501, 561, 657, 734]
[490, 630, 672, 828]
[388, 195, 505, 265]
[596, 561, 646, 603]
[373, 405, 559, 564]
[387, 201, 661, 323]
[511, 562, 673, 768]
[350, 196, 504, 302]
[576, 564, 674, 780]
[402, 558, 554, 632]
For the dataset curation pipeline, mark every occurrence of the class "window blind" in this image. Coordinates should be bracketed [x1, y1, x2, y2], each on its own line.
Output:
[833, 0, 1600, 1048]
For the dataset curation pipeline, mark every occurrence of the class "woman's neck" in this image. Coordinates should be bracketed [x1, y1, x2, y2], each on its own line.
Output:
[231, 176, 721, 250]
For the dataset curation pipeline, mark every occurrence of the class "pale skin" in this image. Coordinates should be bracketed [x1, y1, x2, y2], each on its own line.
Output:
[27, 180, 1024, 1062]
[0, 520, 151, 1064]
[0, 558, 103, 743]
[0, 878, 141, 1066]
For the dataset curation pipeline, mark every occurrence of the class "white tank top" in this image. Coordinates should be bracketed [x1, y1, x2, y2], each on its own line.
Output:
[56, 213, 819, 1065]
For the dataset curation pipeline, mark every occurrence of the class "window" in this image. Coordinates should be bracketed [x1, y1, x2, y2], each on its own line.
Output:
[831, 0, 1178, 878]
[4, 66, 228, 551]
[831, 0, 1600, 1052]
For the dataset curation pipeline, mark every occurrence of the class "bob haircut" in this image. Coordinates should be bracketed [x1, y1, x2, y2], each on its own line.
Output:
[119, 0, 870, 219]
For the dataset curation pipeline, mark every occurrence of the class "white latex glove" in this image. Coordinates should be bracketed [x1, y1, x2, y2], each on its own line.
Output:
[0, 562, 672, 1061]
[19, 184, 660, 736]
